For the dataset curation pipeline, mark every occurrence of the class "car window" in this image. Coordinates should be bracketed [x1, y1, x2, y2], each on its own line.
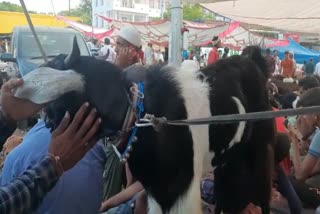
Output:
[18, 31, 89, 58]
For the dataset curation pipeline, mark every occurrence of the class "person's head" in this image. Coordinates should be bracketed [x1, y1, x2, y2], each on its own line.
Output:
[148, 42, 152, 48]
[224, 47, 229, 54]
[212, 36, 222, 48]
[296, 87, 320, 139]
[298, 76, 320, 95]
[273, 50, 278, 56]
[92, 39, 98, 45]
[289, 51, 294, 59]
[104, 37, 110, 45]
[115, 26, 141, 68]
[310, 58, 313, 62]
[266, 48, 271, 56]
[284, 51, 289, 59]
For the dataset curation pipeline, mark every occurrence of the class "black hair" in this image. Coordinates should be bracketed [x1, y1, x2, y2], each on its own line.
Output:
[212, 35, 219, 41]
[104, 37, 110, 45]
[241, 46, 269, 80]
[298, 76, 320, 91]
[266, 48, 271, 54]
[297, 87, 320, 107]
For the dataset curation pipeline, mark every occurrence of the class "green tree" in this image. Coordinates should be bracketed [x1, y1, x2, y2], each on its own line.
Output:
[59, 0, 92, 25]
[163, 4, 214, 21]
[0, 1, 37, 13]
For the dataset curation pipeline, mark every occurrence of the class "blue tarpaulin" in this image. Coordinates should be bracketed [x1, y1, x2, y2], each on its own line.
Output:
[271, 38, 320, 64]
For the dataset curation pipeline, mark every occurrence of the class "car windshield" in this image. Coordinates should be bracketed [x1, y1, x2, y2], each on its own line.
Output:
[17, 31, 89, 58]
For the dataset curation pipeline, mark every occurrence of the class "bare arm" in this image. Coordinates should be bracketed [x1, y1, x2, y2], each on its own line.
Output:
[125, 163, 134, 187]
[290, 129, 317, 181]
[292, 63, 296, 77]
[100, 181, 144, 212]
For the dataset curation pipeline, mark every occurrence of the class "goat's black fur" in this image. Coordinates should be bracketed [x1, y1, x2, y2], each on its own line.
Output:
[42, 39, 274, 213]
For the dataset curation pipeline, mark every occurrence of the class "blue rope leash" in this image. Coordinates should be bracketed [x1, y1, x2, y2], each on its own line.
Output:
[120, 82, 144, 161]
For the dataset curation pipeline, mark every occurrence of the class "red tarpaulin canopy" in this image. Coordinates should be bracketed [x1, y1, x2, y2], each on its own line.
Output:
[56, 15, 114, 40]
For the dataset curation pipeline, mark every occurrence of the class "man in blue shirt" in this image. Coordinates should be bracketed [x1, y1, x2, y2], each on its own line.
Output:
[1, 119, 106, 214]
[289, 87, 320, 183]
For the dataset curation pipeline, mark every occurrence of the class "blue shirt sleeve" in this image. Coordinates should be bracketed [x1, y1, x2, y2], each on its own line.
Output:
[0, 121, 50, 186]
[308, 129, 320, 158]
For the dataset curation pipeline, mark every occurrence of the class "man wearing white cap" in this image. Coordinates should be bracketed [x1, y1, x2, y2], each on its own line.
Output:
[115, 26, 142, 69]
[101, 26, 143, 211]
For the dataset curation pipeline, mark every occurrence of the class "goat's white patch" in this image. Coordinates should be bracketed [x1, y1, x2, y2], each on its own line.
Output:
[14, 67, 85, 104]
[228, 96, 246, 149]
[148, 65, 211, 214]
[148, 176, 202, 214]
[181, 60, 200, 70]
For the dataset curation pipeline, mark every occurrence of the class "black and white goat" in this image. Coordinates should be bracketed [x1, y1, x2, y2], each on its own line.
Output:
[18, 39, 274, 214]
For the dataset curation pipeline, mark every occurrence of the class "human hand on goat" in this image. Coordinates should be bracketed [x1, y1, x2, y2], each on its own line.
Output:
[48, 103, 101, 176]
[240, 203, 262, 214]
[0, 78, 43, 123]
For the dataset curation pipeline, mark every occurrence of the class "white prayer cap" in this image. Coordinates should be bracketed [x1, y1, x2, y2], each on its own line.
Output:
[181, 60, 200, 70]
[118, 26, 141, 48]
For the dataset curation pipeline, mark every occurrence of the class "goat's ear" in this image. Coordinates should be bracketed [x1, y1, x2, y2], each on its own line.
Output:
[64, 36, 80, 68]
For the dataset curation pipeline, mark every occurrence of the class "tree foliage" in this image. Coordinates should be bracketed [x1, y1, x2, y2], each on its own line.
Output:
[163, 4, 214, 21]
[0, 1, 37, 14]
[58, 0, 92, 25]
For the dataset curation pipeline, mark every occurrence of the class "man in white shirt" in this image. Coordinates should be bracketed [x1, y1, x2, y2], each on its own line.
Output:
[158, 51, 164, 64]
[144, 43, 155, 65]
[98, 38, 116, 63]
[273, 50, 281, 75]
[314, 56, 320, 76]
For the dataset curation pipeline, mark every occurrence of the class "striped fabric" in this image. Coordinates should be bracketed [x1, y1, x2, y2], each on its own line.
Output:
[0, 157, 58, 214]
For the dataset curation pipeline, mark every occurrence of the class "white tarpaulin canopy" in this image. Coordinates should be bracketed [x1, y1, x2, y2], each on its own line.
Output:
[57, 16, 282, 49]
[200, 0, 320, 34]
[99, 16, 229, 47]
[98, 16, 278, 48]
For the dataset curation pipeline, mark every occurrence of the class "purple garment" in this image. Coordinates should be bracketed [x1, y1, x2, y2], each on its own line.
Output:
[201, 173, 215, 204]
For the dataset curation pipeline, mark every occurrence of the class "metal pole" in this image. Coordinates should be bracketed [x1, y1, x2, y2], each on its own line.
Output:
[69, 0, 71, 14]
[19, 0, 48, 63]
[160, 0, 164, 19]
[168, 0, 182, 66]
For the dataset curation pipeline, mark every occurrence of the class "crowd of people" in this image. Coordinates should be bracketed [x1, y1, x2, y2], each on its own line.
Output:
[86, 36, 167, 66]
[181, 37, 231, 69]
[1, 26, 320, 214]
[183, 37, 320, 213]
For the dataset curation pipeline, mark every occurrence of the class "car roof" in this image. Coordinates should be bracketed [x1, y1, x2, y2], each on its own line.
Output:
[13, 26, 81, 34]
